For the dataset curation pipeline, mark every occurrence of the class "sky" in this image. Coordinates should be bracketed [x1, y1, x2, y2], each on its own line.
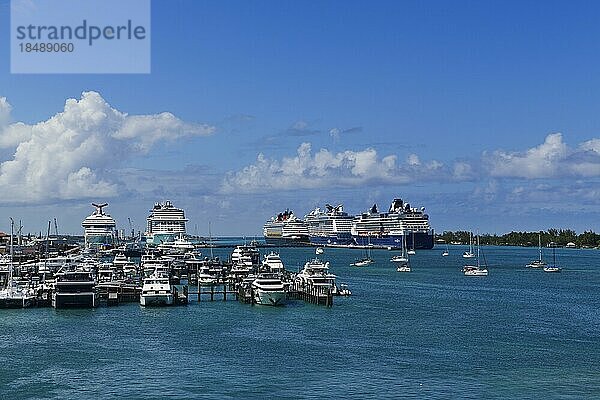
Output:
[1, 0, 600, 236]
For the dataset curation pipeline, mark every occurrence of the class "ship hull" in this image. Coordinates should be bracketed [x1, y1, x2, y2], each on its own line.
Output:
[52, 292, 98, 308]
[352, 231, 434, 249]
[309, 233, 355, 247]
[253, 290, 286, 306]
[264, 236, 311, 247]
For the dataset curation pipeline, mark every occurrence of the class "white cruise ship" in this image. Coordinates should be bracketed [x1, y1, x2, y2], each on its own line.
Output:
[351, 199, 434, 249]
[304, 204, 355, 246]
[263, 209, 309, 246]
[145, 201, 189, 245]
[81, 203, 117, 248]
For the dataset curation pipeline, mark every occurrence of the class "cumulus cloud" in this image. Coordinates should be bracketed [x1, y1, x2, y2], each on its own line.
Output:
[0, 97, 11, 128]
[487, 133, 600, 178]
[0, 91, 215, 204]
[221, 142, 445, 193]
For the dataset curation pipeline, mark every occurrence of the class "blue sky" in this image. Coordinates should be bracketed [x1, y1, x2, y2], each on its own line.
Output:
[1, 0, 600, 235]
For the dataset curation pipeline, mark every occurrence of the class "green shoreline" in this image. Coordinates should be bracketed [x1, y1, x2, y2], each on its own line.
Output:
[435, 229, 599, 248]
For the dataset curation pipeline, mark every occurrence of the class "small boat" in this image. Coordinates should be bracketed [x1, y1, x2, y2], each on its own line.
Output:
[315, 247, 324, 255]
[396, 263, 411, 272]
[407, 233, 416, 255]
[526, 233, 547, 268]
[335, 283, 352, 296]
[393, 234, 410, 272]
[543, 243, 562, 273]
[390, 254, 408, 263]
[442, 243, 449, 257]
[463, 234, 488, 276]
[463, 232, 475, 258]
[351, 258, 374, 267]
[351, 237, 373, 267]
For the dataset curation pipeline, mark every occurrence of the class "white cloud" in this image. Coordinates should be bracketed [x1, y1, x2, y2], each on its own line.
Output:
[0, 97, 11, 128]
[488, 133, 568, 178]
[221, 142, 444, 193]
[0, 91, 215, 204]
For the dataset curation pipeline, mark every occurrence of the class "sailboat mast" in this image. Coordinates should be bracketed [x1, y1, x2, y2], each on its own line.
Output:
[9, 218, 14, 281]
[476, 234, 480, 268]
[209, 221, 213, 259]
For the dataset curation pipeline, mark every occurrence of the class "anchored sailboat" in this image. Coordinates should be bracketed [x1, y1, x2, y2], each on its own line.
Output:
[526, 233, 547, 268]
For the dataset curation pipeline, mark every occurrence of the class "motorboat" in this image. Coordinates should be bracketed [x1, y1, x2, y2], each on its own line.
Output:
[140, 272, 174, 306]
[251, 273, 286, 306]
[52, 267, 98, 308]
[262, 251, 285, 273]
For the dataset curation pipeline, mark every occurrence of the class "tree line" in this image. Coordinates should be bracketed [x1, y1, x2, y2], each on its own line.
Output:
[436, 229, 600, 248]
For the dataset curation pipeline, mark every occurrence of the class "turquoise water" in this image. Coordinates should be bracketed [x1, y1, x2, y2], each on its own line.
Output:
[1, 245, 599, 399]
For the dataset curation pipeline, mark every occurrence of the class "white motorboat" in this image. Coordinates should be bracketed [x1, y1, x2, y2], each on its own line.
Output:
[396, 264, 411, 272]
[251, 273, 286, 306]
[197, 264, 217, 286]
[262, 251, 285, 273]
[442, 243, 449, 257]
[296, 258, 337, 296]
[315, 247, 324, 255]
[140, 272, 173, 306]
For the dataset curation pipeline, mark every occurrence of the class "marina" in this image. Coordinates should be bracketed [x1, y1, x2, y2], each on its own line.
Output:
[2, 243, 599, 398]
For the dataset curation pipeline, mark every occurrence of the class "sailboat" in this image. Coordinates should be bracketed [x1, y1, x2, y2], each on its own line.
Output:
[462, 234, 488, 276]
[392, 234, 411, 272]
[0, 218, 36, 308]
[543, 242, 562, 273]
[526, 233, 547, 268]
[442, 242, 449, 257]
[351, 237, 374, 267]
[463, 232, 475, 258]
[407, 232, 416, 255]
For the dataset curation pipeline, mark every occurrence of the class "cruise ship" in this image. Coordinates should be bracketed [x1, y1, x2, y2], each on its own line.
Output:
[145, 201, 189, 245]
[263, 209, 309, 246]
[81, 203, 117, 248]
[351, 199, 434, 249]
[304, 204, 355, 246]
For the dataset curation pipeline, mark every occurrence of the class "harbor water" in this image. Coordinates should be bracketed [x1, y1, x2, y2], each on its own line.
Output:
[1, 245, 599, 399]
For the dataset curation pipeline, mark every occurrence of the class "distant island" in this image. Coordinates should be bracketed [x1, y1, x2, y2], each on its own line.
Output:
[436, 229, 600, 248]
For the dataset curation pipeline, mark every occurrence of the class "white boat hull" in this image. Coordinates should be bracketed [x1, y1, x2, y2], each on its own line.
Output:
[464, 269, 488, 276]
[254, 290, 286, 306]
[397, 266, 411, 272]
[140, 294, 174, 306]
